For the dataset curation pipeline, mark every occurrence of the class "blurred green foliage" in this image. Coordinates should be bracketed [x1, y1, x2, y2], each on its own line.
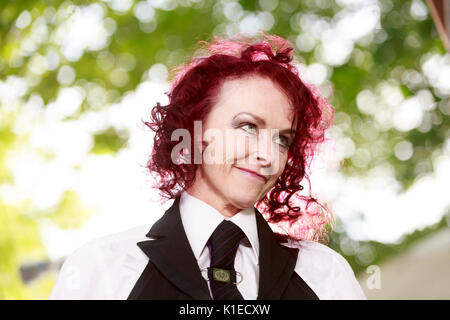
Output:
[1, 0, 449, 299]
[91, 127, 129, 154]
[329, 210, 450, 275]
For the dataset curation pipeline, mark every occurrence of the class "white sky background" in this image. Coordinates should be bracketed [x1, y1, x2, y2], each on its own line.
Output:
[1, 0, 450, 261]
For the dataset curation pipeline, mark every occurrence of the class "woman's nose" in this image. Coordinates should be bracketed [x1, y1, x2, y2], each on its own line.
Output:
[255, 131, 274, 166]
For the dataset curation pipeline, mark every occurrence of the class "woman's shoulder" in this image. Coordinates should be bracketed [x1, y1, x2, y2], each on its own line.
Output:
[68, 224, 151, 261]
[49, 224, 152, 299]
[282, 239, 343, 264]
[282, 239, 366, 299]
[281, 240, 347, 277]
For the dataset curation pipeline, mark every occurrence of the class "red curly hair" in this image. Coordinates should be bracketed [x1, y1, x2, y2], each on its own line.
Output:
[145, 32, 335, 243]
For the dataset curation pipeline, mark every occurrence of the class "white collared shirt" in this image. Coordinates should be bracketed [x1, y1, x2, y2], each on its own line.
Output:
[49, 191, 366, 300]
[179, 190, 260, 299]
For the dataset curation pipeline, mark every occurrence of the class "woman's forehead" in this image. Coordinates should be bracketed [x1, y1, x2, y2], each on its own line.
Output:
[220, 74, 283, 94]
[214, 75, 295, 123]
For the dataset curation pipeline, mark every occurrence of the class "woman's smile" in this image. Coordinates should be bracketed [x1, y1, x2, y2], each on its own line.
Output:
[234, 166, 268, 183]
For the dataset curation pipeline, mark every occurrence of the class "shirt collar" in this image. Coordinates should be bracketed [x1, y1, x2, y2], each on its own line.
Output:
[179, 190, 260, 263]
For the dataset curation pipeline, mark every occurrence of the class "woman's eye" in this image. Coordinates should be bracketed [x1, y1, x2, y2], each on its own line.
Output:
[275, 136, 290, 148]
[241, 123, 257, 133]
[238, 123, 290, 150]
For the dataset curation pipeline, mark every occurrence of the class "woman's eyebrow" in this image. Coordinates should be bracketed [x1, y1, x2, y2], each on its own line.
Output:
[234, 112, 266, 125]
[234, 112, 295, 135]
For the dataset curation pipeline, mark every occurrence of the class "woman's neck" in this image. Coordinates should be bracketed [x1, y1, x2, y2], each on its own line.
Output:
[185, 172, 241, 218]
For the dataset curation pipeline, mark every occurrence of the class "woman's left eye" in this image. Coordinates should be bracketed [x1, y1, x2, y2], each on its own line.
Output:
[275, 136, 290, 148]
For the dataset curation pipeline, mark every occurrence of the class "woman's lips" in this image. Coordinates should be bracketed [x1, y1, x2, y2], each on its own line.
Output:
[234, 166, 268, 183]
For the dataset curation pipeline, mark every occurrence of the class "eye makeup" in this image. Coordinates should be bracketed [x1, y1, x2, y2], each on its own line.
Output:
[232, 112, 295, 135]
[231, 115, 292, 150]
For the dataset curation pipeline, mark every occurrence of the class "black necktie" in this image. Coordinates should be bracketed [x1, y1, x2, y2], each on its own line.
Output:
[207, 220, 246, 300]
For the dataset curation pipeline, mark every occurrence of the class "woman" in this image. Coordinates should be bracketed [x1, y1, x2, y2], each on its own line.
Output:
[49, 32, 366, 300]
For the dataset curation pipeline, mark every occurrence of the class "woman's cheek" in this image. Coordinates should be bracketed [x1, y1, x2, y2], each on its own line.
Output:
[222, 131, 249, 164]
[276, 153, 288, 176]
[202, 129, 227, 164]
[262, 149, 286, 176]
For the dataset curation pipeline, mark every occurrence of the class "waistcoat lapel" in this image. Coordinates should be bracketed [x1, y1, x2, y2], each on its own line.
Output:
[254, 207, 299, 299]
[128, 196, 211, 300]
[254, 207, 319, 300]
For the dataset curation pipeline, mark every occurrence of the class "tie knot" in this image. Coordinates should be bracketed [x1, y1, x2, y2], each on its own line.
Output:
[208, 220, 246, 269]
[209, 220, 245, 248]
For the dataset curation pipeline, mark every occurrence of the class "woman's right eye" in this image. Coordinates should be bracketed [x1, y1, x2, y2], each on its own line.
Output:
[241, 123, 257, 133]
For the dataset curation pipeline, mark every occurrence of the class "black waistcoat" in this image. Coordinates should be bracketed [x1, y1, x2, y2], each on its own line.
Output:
[127, 196, 319, 300]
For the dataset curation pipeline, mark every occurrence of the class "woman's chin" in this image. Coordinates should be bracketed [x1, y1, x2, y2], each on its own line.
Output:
[229, 192, 261, 208]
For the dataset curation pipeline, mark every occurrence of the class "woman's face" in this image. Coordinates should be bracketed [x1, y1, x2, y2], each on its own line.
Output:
[191, 74, 296, 213]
